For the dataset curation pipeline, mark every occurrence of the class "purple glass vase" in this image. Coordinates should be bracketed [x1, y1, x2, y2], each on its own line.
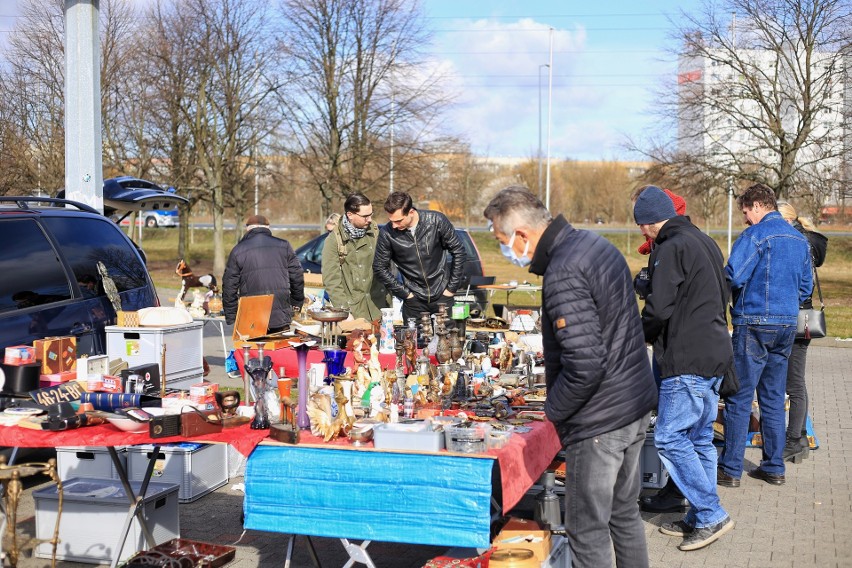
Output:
[295, 344, 311, 430]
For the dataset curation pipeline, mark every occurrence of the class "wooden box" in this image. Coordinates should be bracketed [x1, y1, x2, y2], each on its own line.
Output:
[232, 295, 298, 350]
[493, 517, 552, 561]
[33, 336, 77, 375]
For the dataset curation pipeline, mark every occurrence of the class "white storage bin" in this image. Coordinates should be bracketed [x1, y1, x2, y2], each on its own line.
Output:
[34, 477, 179, 564]
[165, 369, 205, 391]
[106, 322, 203, 379]
[640, 432, 669, 489]
[56, 446, 126, 481]
[126, 442, 228, 503]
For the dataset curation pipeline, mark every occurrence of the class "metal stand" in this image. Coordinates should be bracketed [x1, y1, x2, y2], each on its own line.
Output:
[283, 534, 322, 568]
[340, 539, 376, 568]
[108, 445, 159, 568]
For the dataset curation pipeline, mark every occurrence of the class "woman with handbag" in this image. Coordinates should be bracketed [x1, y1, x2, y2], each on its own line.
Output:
[777, 202, 828, 463]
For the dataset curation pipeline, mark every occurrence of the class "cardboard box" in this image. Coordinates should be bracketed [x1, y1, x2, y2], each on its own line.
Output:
[34, 336, 77, 375]
[4, 345, 36, 365]
[493, 517, 551, 561]
[233, 294, 298, 349]
[39, 371, 78, 388]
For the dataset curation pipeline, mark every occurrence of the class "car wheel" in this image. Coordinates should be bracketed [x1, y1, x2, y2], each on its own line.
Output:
[145, 216, 157, 228]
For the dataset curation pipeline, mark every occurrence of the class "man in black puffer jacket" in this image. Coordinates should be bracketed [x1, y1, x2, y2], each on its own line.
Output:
[222, 215, 305, 332]
[484, 187, 656, 568]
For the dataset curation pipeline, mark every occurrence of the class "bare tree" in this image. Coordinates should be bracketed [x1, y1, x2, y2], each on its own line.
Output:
[141, 0, 282, 274]
[275, 0, 452, 218]
[644, 0, 852, 206]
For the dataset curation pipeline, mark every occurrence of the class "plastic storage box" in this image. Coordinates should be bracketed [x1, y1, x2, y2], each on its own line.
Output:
[640, 432, 669, 488]
[106, 321, 203, 381]
[445, 423, 492, 454]
[126, 442, 228, 503]
[56, 446, 126, 481]
[372, 422, 445, 452]
[34, 477, 180, 564]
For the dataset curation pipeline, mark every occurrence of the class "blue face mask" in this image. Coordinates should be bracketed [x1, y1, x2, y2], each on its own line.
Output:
[500, 231, 531, 267]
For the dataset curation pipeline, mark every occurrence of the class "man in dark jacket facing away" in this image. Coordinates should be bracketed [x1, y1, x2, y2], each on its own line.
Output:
[373, 191, 466, 323]
[484, 186, 656, 568]
[222, 215, 305, 333]
[635, 186, 735, 551]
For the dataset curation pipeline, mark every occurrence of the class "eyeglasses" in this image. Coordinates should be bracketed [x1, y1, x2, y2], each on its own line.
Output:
[351, 212, 373, 219]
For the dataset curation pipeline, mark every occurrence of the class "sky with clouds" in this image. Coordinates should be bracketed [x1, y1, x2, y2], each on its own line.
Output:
[0, 0, 704, 161]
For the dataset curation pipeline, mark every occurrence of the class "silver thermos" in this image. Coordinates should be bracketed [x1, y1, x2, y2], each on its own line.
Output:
[534, 470, 563, 530]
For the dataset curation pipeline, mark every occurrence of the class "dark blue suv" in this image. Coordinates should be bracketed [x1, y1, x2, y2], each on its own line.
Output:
[0, 197, 159, 356]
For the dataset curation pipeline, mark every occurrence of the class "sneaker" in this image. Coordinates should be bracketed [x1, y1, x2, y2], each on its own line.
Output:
[659, 520, 694, 537]
[678, 517, 734, 551]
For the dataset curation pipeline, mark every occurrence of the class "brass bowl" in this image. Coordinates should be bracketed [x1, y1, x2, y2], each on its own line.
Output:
[347, 426, 374, 446]
[308, 308, 350, 323]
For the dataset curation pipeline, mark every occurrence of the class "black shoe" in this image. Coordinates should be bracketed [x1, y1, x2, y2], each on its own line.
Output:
[678, 517, 734, 551]
[640, 489, 689, 513]
[747, 467, 785, 485]
[783, 436, 809, 463]
[659, 519, 693, 537]
[716, 468, 741, 488]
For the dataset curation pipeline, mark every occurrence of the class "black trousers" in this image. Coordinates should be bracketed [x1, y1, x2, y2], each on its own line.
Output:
[786, 338, 811, 438]
[402, 295, 455, 328]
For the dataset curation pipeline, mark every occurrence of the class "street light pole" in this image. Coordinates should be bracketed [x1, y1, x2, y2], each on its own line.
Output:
[538, 64, 549, 201]
[545, 28, 554, 210]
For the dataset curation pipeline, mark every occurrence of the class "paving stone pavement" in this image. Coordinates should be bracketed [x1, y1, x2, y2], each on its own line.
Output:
[3, 325, 851, 567]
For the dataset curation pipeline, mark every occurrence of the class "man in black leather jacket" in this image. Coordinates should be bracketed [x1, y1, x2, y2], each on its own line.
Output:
[372, 191, 466, 323]
[222, 215, 305, 333]
[484, 186, 656, 568]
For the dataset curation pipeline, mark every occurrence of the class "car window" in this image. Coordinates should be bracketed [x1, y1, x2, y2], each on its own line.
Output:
[303, 234, 327, 265]
[0, 219, 72, 314]
[42, 217, 149, 294]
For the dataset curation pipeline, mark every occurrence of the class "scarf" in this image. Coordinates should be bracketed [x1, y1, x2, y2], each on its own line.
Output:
[342, 216, 367, 239]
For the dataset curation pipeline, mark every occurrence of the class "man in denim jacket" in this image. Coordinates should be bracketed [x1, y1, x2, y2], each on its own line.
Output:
[718, 184, 812, 487]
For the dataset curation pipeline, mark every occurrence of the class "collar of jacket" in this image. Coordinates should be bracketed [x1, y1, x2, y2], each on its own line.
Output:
[529, 214, 569, 276]
[242, 227, 271, 241]
[653, 215, 690, 245]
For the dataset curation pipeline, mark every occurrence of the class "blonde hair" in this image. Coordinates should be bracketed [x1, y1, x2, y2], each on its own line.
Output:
[777, 201, 816, 232]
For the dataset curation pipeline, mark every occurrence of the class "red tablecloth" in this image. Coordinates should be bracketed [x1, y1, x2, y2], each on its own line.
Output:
[0, 422, 269, 457]
[234, 346, 401, 377]
[0, 415, 560, 512]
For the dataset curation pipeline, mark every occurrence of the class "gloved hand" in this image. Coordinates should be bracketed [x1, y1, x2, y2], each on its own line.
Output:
[633, 267, 651, 300]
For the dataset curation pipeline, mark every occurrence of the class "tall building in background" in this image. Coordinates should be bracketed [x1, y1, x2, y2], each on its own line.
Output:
[677, 47, 850, 214]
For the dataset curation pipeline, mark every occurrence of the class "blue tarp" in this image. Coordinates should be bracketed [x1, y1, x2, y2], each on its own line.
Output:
[244, 445, 495, 548]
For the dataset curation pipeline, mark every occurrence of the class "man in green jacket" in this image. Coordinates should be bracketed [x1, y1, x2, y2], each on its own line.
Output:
[321, 193, 389, 321]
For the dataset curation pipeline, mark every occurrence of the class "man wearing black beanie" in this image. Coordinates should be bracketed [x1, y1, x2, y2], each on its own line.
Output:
[635, 186, 735, 551]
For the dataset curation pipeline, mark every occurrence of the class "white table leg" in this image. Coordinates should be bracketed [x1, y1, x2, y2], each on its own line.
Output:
[340, 539, 376, 568]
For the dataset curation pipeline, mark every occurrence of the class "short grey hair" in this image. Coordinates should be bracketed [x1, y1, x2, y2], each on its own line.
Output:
[483, 186, 552, 235]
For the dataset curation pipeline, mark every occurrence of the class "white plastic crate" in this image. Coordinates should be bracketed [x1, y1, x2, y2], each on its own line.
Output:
[106, 322, 203, 379]
[34, 477, 179, 564]
[56, 446, 126, 481]
[165, 369, 205, 391]
[640, 432, 669, 489]
[126, 442, 228, 503]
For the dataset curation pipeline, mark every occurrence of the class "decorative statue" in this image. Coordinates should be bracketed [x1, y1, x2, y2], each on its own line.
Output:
[246, 355, 274, 429]
[403, 329, 417, 374]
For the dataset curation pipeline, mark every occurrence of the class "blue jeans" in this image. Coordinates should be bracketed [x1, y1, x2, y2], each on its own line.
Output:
[720, 325, 796, 476]
[564, 414, 650, 568]
[655, 375, 728, 528]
